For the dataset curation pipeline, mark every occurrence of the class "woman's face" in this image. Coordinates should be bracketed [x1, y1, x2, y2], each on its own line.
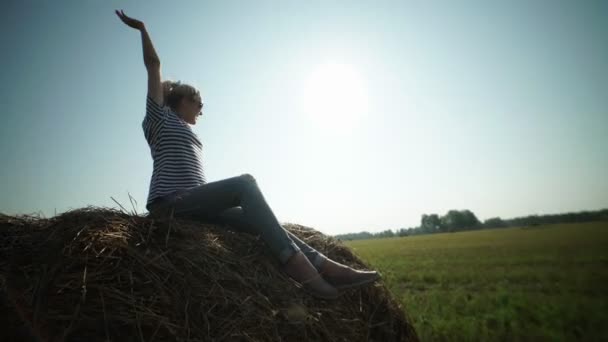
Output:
[179, 93, 204, 125]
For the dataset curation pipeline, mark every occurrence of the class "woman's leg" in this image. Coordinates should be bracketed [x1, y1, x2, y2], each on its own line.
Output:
[215, 206, 329, 270]
[148, 174, 300, 264]
[148, 174, 373, 294]
[216, 206, 379, 290]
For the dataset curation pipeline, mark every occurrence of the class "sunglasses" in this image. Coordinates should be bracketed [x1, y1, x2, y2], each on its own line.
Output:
[190, 97, 204, 109]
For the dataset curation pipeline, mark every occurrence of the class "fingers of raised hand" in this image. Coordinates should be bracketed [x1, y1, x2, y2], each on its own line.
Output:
[117, 10, 129, 20]
[115, 9, 140, 28]
[115, 9, 125, 21]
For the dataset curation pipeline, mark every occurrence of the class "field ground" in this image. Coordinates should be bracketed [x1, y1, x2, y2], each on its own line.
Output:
[344, 222, 608, 341]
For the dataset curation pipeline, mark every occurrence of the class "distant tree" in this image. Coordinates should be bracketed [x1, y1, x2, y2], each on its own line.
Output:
[335, 231, 374, 241]
[440, 210, 458, 232]
[421, 214, 442, 234]
[396, 228, 409, 237]
[427, 214, 442, 232]
[440, 209, 481, 232]
[376, 229, 395, 238]
[483, 217, 507, 228]
[461, 210, 482, 230]
[334, 208, 608, 240]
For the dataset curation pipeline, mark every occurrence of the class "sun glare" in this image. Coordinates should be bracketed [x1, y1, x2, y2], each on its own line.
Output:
[300, 62, 369, 134]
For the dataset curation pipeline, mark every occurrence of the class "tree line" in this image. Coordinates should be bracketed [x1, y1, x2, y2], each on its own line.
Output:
[334, 208, 608, 241]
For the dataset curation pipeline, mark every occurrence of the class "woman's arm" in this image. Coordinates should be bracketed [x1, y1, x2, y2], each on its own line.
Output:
[115, 10, 163, 105]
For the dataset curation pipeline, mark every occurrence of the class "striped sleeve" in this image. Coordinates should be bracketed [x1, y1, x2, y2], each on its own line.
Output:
[142, 95, 168, 144]
[145, 94, 168, 122]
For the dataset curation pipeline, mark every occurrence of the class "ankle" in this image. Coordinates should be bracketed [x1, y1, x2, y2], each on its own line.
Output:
[284, 251, 319, 280]
[285, 250, 305, 266]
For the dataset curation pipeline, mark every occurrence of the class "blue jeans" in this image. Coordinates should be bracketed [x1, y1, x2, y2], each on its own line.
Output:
[146, 174, 327, 267]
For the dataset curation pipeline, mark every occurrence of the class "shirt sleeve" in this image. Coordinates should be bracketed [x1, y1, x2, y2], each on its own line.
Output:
[145, 94, 168, 122]
[142, 94, 168, 145]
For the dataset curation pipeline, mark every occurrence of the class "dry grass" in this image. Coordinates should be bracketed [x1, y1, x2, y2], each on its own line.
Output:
[0, 206, 417, 342]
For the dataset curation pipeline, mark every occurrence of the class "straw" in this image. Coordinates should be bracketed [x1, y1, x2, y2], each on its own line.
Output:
[0, 207, 418, 341]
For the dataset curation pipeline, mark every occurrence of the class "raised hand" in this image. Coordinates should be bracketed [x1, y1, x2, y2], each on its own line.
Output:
[115, 9, 144, 30]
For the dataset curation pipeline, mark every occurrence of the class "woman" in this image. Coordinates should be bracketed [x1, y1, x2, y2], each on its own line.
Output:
[115, 9, 379, 299]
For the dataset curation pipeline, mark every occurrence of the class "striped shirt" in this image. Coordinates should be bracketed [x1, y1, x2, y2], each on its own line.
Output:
[142, 95, 206, 210]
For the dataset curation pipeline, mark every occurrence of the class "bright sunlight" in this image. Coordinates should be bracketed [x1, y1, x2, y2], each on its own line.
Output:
[300, 62, 370, 134]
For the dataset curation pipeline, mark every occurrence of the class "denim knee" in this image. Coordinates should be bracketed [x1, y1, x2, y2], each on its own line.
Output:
[240, 173, 256, 184]
[238, 174, 260, 192]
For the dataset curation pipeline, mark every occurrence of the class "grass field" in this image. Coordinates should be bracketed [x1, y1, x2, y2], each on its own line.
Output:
[344, 221, 608, 341]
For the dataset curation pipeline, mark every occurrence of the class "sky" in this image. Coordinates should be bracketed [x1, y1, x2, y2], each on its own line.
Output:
[1, 0, 607, 236]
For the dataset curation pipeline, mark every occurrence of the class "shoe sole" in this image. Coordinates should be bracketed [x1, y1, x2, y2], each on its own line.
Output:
[334, 274, 381, 290]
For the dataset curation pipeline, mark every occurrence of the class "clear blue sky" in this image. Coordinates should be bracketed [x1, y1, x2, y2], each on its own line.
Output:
[1, 0, 607, 235]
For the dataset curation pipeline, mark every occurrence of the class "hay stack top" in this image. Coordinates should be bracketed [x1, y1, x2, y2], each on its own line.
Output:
[0, 207, 417, 341]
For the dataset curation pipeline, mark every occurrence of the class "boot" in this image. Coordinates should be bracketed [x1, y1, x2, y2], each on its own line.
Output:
[319, 259, 380, 290]
[282, 251, 339, 300]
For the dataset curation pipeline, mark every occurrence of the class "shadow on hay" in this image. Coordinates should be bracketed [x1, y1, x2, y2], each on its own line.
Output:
[0, 206, 418, 342]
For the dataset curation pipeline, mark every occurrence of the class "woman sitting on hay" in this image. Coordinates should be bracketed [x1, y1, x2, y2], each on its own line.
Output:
[116, 10, 380, 300]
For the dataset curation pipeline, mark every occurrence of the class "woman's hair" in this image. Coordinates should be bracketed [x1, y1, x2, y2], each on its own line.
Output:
[162, 80, 200, 111]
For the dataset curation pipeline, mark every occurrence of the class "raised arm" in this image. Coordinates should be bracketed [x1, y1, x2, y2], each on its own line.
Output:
[115, 10, 163, 106]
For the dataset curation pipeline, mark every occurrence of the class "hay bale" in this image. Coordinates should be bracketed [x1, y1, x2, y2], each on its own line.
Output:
[0, 207, 418, 342]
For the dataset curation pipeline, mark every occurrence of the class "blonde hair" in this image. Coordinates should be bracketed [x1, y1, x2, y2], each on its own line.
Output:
[162, 80, 201, 111]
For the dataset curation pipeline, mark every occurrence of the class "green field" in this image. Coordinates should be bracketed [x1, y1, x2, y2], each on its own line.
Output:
[344, 222, 608, 341]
